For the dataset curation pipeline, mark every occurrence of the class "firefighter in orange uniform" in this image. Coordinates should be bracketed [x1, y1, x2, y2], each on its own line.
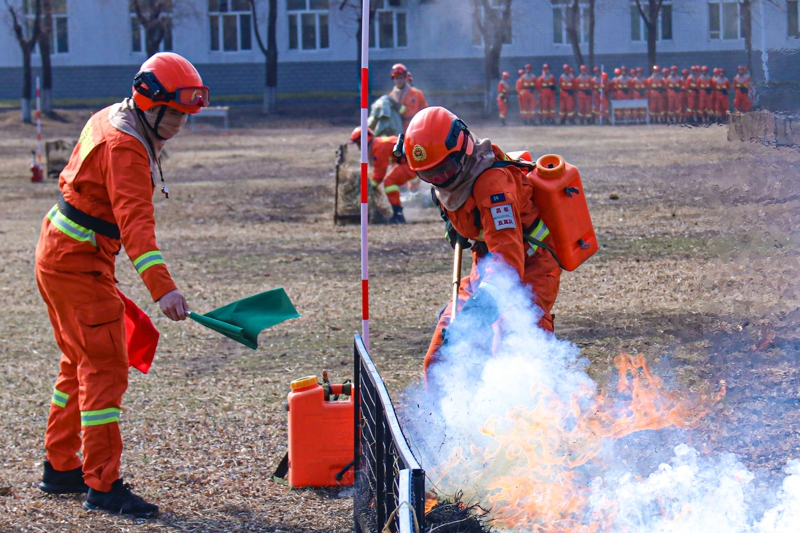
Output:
[685, 66, 700, 123]
[538, 64, 557, 124]
[350, 126, 415, 224]
[388, 63, 428, 131]
[733, 65, 753, 113]
[591, 66, 609, 124]
[666, 65, 684, 123]
[558, 64, 576, 124]
[614, 66, 633, 121]
[647, 66, 666, 123]
[34, 53, 209, 518]
[575, 65, 594, 125]
[631, 67, 648, 122]
[400, 107, 561, 377]
[714, 67, 731, 122]
[518, 64, 538, 125]
[497, 71, 510, 125]
[697, 66, 715, 123]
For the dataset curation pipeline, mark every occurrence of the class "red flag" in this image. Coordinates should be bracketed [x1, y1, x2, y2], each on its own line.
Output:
[117, 289, 160, 374]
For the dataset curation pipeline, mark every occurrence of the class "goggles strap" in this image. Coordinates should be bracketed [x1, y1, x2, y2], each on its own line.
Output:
[135, 107, 168, 199]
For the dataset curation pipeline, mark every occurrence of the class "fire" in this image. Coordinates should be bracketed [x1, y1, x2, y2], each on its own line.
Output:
[424, 491, 439, 513]
[429, 353, 725, 531]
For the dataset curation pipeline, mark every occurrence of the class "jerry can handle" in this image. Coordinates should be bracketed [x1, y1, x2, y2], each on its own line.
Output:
[578, 239, 590, 250]
[565, 186, 580, 197]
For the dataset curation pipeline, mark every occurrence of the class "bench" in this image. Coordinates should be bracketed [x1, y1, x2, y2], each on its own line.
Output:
[610, 99, 649, 125]
[189, 106, 230, 131]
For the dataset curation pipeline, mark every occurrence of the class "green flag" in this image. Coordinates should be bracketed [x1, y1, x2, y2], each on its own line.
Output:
[188, 288, 301, 349]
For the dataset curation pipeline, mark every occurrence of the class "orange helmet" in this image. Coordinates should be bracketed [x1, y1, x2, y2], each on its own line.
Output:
[132, 52, 208, 114]
[593, 66, 600, 72]
[671, 65, 678, 71]
[518, 69, 524, 76]
[403, 107, 473, 187]
[349, 126, 374, 145]
[701, 65, 709, 72]
[713, 67, 720, 75]
[652, 65, 660, 72]
[681, 68, 689, 76]
[662, 67, 670, 75]
[614, 68, 621, 76]
[501, 71, 509, 79]
[391, 63, 407, 78]
[542, 63, 550, 70]
[563, 63, 570, 71]
[719, 67, 726, 74]
[525, 63, 532, 70]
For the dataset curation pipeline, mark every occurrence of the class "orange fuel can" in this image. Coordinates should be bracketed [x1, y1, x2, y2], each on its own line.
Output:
[287, 375, 354, 488]
[529, 154, 598, 271]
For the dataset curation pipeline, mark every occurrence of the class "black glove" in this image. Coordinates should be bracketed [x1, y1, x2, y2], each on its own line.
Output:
[458, 287, 500, 329]
[445, 221, 471, 250]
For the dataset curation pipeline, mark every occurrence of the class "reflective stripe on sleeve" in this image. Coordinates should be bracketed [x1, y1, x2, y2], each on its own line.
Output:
[81, 408, 121, 427]
[46, 205, 97, 247]
[133, 250, 165, 275]
[526, 219, 550, 256]
[52, 388, 69, 408]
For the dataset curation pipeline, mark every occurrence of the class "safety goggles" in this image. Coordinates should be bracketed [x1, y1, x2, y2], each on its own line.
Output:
[134, 71, 210, 108]
[416, 151, 465, 186]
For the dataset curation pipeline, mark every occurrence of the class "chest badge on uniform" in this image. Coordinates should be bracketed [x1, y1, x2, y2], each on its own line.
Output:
[412, 144, 427, 162]
[490, 193, 506, 204]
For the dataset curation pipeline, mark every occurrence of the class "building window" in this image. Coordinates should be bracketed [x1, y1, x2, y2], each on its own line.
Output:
[631, 3, 671, 41]
[368, 0, 407, 49]
[472, 0, 512, 46]
[288, 0, 329, 50]
[131, 2, 173, 53]
[209, 0, 252, 52]
[789, 1, 799, 38]
[25, 0, 69, 54]
[552, 1, 589, 44]
[708, 2, 740, 40]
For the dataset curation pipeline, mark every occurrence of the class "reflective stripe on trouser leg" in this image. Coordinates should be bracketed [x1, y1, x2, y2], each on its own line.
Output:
[52, 388, 69, 408]
[81, 408, 121, 427]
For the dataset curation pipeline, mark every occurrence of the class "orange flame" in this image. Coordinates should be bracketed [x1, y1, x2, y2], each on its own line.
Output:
[429, 353, 725, 531]
[424, 491, 439, 514]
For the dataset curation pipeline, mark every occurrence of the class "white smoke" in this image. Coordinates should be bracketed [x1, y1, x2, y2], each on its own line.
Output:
[401, 256, 799, 532]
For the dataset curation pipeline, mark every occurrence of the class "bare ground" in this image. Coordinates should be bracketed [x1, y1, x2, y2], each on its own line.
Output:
[1, 105, 799, 532]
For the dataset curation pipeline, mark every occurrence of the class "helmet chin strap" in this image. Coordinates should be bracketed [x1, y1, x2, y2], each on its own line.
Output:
[138, 106, 168, 141]
[134, 106, 169, 199]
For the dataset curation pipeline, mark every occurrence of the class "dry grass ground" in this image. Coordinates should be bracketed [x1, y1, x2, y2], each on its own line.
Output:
[1, 105, 799, 532]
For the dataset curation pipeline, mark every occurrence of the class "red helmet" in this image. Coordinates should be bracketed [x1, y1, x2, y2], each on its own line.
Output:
[391, 63, 407, 78]
[349, 126, 374, 145]
[652, 65, 660, 72]
[681, 68, 689, 76]
[719, 67, 726, 74]
[713, 67, 720, 75]
[593, 66, 600, 72]
[542, 63, 550, 70]
[614, 68, 621, 76]
[670, 65, 678, 71]
[403, 107, 473, 187]
[563, 63, 570, 71]
[502, 71, 509, 79]
[701, 65, 709, 72]
[737, 65, 746, 71]
[518, 69, 524, 75]
[579, 65, 588, 72]
[620, 66, 628, 72]
[524, 63, 532, 70]
[662, 67, 670, 75]
[132, 52, 208, 114]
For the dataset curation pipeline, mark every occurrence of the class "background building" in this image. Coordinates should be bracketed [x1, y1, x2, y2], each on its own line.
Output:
[0, 0, 797, 105]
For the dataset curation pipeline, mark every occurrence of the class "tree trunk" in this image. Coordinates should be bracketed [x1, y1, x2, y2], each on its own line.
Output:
[40, 0, 53, 114]
[741, 0, 753, 76]
[565, 0, 585, 68]
[646, 21, 658, 71]
[21, 50, 33, 123]
[145, 24, 165, 58]
[266, 0, 278, 113]
[587, 0, 595, 70]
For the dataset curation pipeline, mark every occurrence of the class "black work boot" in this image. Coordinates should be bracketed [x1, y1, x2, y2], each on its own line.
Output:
[39, 459, 89, 494]
[388, 205, 406, 224]
[83, 479, 159, 518]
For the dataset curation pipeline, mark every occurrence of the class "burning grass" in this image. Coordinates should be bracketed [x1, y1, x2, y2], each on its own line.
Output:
[423, 491, 492, 533]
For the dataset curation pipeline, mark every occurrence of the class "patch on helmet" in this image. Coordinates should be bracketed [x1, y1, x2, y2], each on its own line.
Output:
[412, 144, 427, 162]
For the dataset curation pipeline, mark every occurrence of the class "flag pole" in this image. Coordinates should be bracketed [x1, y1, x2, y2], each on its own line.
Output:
[359, 0, 370, 351]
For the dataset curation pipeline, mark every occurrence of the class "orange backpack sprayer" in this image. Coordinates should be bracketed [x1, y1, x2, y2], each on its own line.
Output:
[286, 372, 354, 488]
[505, 151, 598, 271]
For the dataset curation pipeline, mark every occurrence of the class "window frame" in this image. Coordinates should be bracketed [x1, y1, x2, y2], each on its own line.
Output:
[287, 0, 330, 51]
[789, 0, 799, 38]
[630, 2, 672, 43]
[552, 2, 589, 45]
[369, 0, 408, 49]
[131, 14, 173, 54]
[25, 0, 69, 55]
[209, 0, 253, 53]
[708, 1, 742, 41]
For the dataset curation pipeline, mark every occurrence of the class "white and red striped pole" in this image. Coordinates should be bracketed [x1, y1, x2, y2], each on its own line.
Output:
[359, 0, 370, 350]
[36, 76, 42, 168]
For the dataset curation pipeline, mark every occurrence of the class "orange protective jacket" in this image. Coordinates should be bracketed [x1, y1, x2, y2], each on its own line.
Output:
[36, 104, 177, 302]
[399, 87, 428, 129]
[369, 136, 399, 186]
[497, 80, 509, 101]
[575, 76, 594, 96]
[538, 75, 556, 93]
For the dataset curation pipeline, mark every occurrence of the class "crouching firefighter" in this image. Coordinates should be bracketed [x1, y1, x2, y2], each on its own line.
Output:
[398, 107, 563, 379]
[34, 52, 209, 518]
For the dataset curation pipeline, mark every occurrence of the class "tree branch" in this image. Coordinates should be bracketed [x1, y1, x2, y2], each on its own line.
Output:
[249, 0, 269, 56]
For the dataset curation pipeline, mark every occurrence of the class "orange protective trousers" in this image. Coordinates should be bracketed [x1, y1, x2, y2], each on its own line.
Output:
[577, 93, 593, 120]
[539, 90, 556, 118]
[519, 91, 537, 120]
[716, 93, 730, 118]
[699, 91, 715, 118]
[383, 160, 417, 207]
[497, 97, 508, 120]
[668, 91, 683, 119]
[423, 250, 561, 376]
[37, 265, 127, 492]
[734, 92, 752, 112]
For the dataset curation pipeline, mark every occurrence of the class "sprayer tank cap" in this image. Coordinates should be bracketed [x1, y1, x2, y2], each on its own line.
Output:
[535, 154, 566, 178]
[290, 375, 318, 390]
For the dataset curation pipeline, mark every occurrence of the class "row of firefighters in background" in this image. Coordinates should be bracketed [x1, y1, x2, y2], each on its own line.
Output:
[499, 63, 754, 125]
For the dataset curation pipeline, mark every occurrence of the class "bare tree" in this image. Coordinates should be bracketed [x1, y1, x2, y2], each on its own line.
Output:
[6, 0, 42, 123]
[249, 0, 278, 114]
[586, 0, 596, 70]
[38, 0, 52, 113]
[634, 0, 665, 71]
[564, 0, 585, 67]
[473, 0, 513, 114]
[130, 0, 173, 58]
[338, 0, 377, 87]
[739, 0, 779, 77]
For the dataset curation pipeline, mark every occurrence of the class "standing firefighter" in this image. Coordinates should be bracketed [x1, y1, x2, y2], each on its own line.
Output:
[697, 66, 715, 123]
[733, 65, 753, 113]
[575, 65, 594, 125]
[592, 66, 609, 124]
[388, 63, 428, 131]
[517, 64, 538, 125]
[538, 64, 557, 124]
[350, 126, 415, 224]
[714, 67, 731, 122]
[558, 64, 576, 124]
[34, 53, 208, 517]
[399, 107, 561, 377]
[497, 71, 510, 126]
[666, 66, 684, 123]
